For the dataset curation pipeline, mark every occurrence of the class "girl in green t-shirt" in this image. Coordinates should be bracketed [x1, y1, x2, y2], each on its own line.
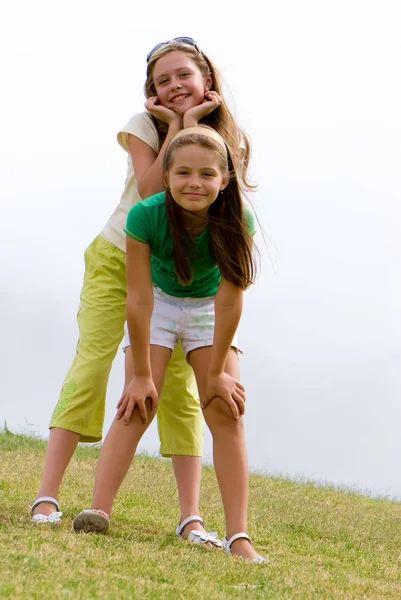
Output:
[73, 127, 266, 563]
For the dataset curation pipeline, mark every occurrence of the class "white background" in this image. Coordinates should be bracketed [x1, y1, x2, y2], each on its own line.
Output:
[1, 1, 400, 499]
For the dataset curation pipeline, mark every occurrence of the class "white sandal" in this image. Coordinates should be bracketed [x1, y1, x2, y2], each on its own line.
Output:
[73, 509, 110, 534]
[223, 532, 267, 563]
[31, 496, 63, 524]
[176, 515, 222, 548]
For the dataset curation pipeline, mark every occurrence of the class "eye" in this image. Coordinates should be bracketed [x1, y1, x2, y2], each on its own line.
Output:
[177, 170, 189, 175]
[179, 72, 190, 78]
[158, 79, 168, 86]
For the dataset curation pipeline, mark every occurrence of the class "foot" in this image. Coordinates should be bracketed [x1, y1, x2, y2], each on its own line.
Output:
[180, 521, 214, 547]
[31, 496, 62, 524]
[230, 538, 265, 561]
[177, 516, 222, 549]
[73, 509, 110, 534]
[32, 502, 57, 517]
[223, 533, 267, 563]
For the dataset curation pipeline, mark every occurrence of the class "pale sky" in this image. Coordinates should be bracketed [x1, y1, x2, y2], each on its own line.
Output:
[1, 1, 401, 499]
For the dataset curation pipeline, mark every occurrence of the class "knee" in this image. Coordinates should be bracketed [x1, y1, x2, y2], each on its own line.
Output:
[203, 397, 243, 433]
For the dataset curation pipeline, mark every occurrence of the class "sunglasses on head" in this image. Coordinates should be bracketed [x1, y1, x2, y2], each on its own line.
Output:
[146, 37, 201, 63]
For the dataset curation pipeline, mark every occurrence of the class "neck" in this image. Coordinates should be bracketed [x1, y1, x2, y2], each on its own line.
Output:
[179, 206, 209, 230]
[186, 218, 208, 230]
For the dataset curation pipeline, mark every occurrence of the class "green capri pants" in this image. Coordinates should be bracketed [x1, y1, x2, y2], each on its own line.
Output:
[50, 234, 204, 456]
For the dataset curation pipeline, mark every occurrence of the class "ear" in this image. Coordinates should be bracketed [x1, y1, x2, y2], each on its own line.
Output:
[163, 172, 170, 190]
[204, 72, 213, 92]
[220, 174, 229, 191]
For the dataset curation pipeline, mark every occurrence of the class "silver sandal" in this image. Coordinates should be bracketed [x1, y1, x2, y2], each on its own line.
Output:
[222, 532, 267, 563]
[31, 496, 63, 524]
[176, 515, 222, 548]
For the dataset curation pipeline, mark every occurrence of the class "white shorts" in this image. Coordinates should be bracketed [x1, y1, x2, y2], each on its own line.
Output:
[123, 287, 240, 356]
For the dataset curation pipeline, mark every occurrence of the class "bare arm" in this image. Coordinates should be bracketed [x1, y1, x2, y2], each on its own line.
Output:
[116, 236, 157, 423]
[209, 278, 243, 375]
[202, 279, 246, 418]
[128, 113, 182, 199]
[125, 237, 154, 376]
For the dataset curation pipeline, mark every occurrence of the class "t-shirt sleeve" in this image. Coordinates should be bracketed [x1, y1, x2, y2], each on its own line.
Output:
[117, 112, 159, 154]
[244, 206, 256, 236]
[124, 202, 150, 244]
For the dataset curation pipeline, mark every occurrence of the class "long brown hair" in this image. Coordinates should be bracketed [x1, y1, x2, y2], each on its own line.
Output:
[145, 40, 254, 192]
[163, 129, 258, 290]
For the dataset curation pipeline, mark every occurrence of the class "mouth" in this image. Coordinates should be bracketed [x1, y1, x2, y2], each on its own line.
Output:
[170, 93, 190, 104]
[183, 192, 205, 199]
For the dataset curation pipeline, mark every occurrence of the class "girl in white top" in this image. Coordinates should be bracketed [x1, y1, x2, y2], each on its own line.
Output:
[32, 38, 253, 546]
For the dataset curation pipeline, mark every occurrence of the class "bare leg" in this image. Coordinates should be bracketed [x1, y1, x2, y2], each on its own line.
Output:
[33, 428, 80, 516]
[90, 346, 171, 516]
[123, 349, 206, 537]
[188, 347, 260, 560]
[172, 455, 206, 536]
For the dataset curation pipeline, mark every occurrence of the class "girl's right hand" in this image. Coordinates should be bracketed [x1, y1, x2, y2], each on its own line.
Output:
[202, 371, 246, 419]
[116, 375, 158, 425]
[145, 96, 182, 125]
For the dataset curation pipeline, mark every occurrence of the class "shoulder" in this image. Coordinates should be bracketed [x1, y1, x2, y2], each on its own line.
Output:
[129, 192, 166, 217]
[126, 192, 166, 240]
[123, 112, 155, 132]
[117, 112, 159, 153]
[141, 191, 166, 210]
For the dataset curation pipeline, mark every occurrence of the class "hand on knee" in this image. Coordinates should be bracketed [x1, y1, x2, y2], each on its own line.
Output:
[203, 396, 244, 432]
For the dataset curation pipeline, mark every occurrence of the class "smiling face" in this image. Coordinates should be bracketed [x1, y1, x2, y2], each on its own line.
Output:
[152, 51, 212, 115]
[165, 144, 229, 220]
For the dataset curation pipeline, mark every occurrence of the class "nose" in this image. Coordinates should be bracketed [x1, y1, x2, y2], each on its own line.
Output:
[188, 176, 201, 188]
[170, 77, 182, 91]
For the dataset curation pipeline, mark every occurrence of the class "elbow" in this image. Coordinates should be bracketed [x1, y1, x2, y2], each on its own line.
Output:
[137, 179, 164, 201]
[127, 293, 153, 315]
[136, 181, 146, 200]
[137, 179, 160, 201]
[216, 291, 243, 311]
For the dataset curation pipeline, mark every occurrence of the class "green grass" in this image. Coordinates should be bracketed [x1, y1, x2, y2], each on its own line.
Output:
[1, 429, 401, 599]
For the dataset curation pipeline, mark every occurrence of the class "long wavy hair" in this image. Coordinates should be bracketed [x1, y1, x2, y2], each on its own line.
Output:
[145, 40, 254, 192]
[163, 129, 258, 290]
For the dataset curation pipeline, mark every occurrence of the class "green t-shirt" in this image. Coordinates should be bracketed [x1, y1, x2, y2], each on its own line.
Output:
[125, 192, 255, 298]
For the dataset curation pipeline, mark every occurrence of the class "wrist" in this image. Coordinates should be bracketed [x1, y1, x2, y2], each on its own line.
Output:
[183, 115, 199, 128]
[207, 367, 224, 377]
[167, 115, 183, 130]
[133, 369, 152, 378]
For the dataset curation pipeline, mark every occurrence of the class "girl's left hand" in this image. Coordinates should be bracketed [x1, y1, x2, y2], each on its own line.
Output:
[182, 91, 222, 127]
[202, 372, 246, 419]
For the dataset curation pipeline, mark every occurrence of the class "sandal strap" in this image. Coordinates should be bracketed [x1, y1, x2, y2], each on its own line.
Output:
[226, 532, 252, 549]
[176, 515, 204, 537]
[32, 512, 63, 524]
[82, 509, 110, 520]
[31, 496, 60, 513]
[188, 530, 223, 547]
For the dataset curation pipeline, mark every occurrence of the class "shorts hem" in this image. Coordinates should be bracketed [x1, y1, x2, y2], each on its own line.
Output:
[160, 445, 203, 458]
[49, 424, 102, 444]
[184, 342, 242, 356]
[150, 339, 175, 352]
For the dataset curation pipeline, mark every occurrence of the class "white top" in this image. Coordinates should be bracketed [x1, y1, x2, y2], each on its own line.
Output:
[101, 112, 160, 252]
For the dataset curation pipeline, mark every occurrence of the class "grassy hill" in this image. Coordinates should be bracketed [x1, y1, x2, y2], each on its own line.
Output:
[0, 430, 400, 599]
